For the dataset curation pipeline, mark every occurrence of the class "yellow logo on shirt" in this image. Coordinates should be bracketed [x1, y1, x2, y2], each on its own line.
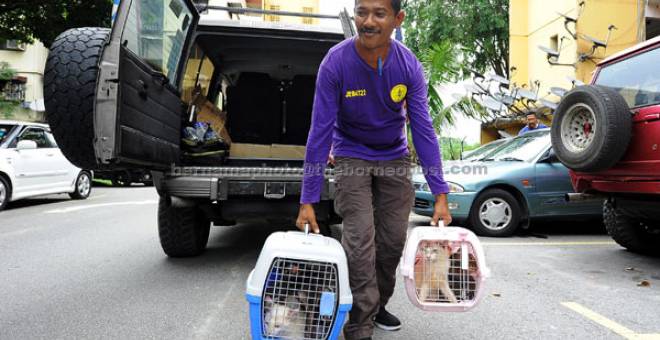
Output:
[346, 89, 367, 98]
[390, 84, 407, 103]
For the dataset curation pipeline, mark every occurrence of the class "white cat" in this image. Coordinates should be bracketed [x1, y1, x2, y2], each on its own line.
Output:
[263, 293, 307, 339]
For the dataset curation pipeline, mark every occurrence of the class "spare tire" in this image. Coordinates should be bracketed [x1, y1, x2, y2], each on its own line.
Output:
[551, 85, 632, 172]
[43, 27, 110, 170]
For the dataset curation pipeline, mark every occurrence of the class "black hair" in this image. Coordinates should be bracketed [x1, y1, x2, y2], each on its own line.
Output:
[355, 0, 402, 14]
[526, 112, 538, 118]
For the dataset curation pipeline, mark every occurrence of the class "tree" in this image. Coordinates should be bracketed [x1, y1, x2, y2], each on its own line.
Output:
[403, 0, 509, 79]
[0, 0, 112, 47]
[0, 62, 16, 81]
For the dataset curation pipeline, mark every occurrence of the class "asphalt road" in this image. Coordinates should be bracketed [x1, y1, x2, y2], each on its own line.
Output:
[1, 187, 659, 340]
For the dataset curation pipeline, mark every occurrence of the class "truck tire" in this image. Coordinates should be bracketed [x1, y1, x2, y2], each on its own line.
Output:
[43, 27, 110, 170]
[603, 200, 660, 255]
[158, 196, 211, 257]
[469, 188, 522, 237]
[551, 85, 632, 172]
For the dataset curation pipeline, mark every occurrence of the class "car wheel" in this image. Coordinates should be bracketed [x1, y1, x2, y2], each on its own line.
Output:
[43, 27, 110, 170]
[469, 189, 521, 237]
[551, 85, 632, 172]
[0, 176, 11, 211]
[158, 196, 211, 257]
[69, 171, 92, 199]
[603, 200, 660, 255]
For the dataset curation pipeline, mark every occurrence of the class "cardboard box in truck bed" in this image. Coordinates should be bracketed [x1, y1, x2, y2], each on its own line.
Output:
[192, 94, 232, 144]
[230, 143, 306, 159]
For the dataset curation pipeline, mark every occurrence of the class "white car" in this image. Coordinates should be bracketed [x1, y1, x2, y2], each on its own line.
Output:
[0, 120, 92, 211]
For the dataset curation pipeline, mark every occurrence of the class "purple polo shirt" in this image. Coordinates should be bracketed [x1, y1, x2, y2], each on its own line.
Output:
[301, 37, 449, 204]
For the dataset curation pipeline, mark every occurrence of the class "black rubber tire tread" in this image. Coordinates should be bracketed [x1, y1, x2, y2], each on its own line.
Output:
[69, 171, 92, 199]
[43, 27, 110, 170]
[158, 196, 211, 257]
[551, 85, 632, 172]
[0, 175, 11, 211]
[603, 200, 660, 255]
[469, 188, 522, 237]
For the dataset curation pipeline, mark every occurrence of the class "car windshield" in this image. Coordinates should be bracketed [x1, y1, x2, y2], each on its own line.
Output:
[0, 124, 15, 144]
[463, 139, 507, 161]
[595, 46, 660, 108]
[478, 130, 550, 162]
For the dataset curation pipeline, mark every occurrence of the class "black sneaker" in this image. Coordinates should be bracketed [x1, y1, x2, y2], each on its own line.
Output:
[373, 306, 402, 331]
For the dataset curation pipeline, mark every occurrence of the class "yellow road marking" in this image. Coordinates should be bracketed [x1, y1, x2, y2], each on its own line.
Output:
[482, 241, 616, 246]
[562, 302, 660, 340]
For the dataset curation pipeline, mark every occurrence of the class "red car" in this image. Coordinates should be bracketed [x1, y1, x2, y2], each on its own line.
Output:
[551, 35, 660, 255]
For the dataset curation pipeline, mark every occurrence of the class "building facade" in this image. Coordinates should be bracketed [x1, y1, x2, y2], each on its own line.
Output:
[0, 40, 49, 121]
[262, 0, 320, 25]
[483, 0, 660, 142]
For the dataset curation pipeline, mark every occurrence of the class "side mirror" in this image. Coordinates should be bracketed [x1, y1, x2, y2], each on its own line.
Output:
[539, 149, 558, 163]
[17, 140, 38, 150]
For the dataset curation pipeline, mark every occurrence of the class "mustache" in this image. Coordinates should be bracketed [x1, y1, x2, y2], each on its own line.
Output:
[359, 27, 380, 34]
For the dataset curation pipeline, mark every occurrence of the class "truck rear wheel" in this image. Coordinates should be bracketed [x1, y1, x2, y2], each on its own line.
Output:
[158, 196, 211, 257]
[603, 200, 660, 255]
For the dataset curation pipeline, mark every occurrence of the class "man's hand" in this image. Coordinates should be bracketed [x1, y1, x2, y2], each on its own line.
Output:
[431, 194, 452, 227]
[296, 204, 320, 234]
[328, 154, 336, 166]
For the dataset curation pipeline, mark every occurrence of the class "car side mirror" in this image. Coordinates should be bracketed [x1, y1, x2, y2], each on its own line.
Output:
[17, 140, 38, 150]
[539, 149, 558, 163]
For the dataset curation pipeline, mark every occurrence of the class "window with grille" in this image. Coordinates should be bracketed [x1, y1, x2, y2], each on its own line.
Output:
[302, 7, 314, 24]
[267, 5, 280, 22]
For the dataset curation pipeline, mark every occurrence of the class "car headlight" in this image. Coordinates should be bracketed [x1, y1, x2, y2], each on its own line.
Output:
[416, 181, 464, 193]
[448, 182, 464, 193]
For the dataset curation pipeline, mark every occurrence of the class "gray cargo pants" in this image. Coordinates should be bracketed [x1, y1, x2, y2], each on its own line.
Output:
[333, 156, 414, 340]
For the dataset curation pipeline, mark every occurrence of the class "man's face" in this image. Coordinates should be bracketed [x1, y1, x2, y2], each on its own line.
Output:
[354, 0, 404, 50]
[527, 115, 538, 128]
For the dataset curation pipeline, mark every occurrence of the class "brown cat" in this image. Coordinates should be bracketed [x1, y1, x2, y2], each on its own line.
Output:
[414, 242, 458, 303]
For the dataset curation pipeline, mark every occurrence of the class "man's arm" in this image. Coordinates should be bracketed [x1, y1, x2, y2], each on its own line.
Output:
[297, 56, 340, 233]
[406, 61, 452, 227]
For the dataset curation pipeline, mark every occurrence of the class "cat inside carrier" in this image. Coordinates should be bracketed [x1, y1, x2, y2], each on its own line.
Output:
[246, 227, 352, 340]
[400, 225, 490, 312]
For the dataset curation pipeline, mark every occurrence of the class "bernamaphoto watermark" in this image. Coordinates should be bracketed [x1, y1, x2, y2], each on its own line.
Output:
[168, 163, 488, 177]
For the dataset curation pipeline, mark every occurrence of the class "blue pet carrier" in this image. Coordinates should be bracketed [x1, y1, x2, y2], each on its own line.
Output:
[246, 229, 352, 339]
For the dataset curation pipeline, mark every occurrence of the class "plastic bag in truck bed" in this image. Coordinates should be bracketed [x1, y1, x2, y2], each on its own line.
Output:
[182, 122, 229, 164]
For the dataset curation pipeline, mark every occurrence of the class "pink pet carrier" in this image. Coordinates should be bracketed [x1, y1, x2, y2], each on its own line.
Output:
[400, 225, 490, 312]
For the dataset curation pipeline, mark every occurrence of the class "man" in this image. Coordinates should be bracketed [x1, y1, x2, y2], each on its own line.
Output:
[518, 112, 548, 135]
[295, 1, 451, 339]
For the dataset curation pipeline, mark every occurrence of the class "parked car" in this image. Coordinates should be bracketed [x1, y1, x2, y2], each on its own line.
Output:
[94, 169, 153, 187]
[42, 1, 354, 256]
[461, 137, 509, 161]
[551, 36, 660, 254]
[0, 120, 92, 211]
[414, 129, 603, 237]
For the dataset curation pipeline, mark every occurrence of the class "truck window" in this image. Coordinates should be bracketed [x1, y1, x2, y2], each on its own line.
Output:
[594, 46, 660, 108]
[121, 0, 194, 87]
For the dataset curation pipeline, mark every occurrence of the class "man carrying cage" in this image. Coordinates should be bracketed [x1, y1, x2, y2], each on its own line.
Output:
[296, 0, 452, 339]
